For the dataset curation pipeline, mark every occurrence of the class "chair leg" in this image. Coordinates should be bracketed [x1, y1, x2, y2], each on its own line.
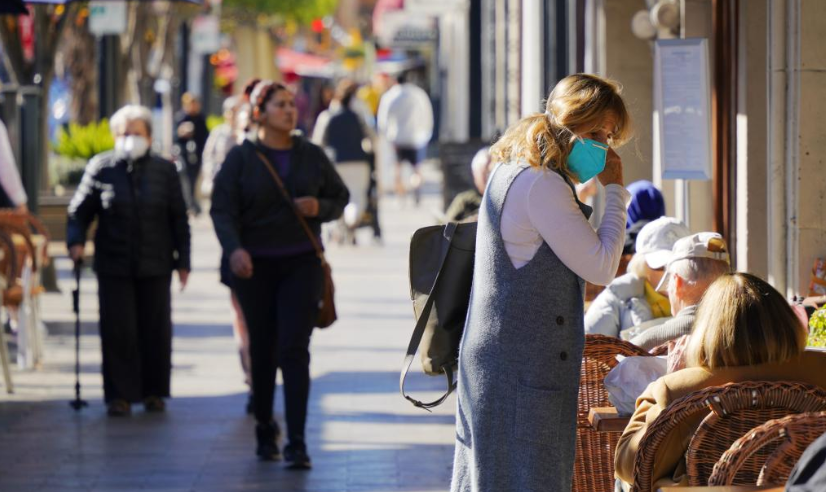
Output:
[17, 265, 33, 370]
[0, 308, 14, 394]
[31, 295, 43, 368]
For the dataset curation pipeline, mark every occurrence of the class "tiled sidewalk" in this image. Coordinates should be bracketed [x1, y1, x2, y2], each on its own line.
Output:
[0, 179, 455, 491]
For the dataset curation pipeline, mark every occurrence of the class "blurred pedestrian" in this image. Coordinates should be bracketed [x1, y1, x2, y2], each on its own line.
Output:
[201, 96, 240, 197]
[623, 180, 665, 254]
[211, 81, 349, 468]
[66, 105, 191, 417]
[452, 74, 632, 492]
[444, 146, 492, 223]
[0, 119, 28, 212]
[235, 78, 261, 143]
[199, 94, 255, 407]
[310, 83, 334, 135]
[377, 72, 434, 204]
[357, 72, 389, 118]
[174, 93, 209, 215]
[209, 79, 261, 412]
[312, 79, 375, 245]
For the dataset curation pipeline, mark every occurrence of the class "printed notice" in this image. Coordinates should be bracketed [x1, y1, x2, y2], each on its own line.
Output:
[655, 38, 712, 180]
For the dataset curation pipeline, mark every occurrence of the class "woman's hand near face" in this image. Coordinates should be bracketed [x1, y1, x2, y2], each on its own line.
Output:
[230, 248, 254, 278]
[597, 148, 623, 187]
[294, 197, 320, 217]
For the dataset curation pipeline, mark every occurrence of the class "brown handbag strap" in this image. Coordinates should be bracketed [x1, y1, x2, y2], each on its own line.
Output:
[255, 150, 327, 263]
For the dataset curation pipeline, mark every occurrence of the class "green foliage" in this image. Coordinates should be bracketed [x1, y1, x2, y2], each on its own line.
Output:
[222, 0, 337, 24]
[207, 115, 224, 132]
[53, 120, 115, 161]
[809, 306, 826, 348]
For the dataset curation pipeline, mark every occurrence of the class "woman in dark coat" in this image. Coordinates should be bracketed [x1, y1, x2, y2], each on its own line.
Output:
[211, 81, 349, 469]
[67, 104, 191, 417]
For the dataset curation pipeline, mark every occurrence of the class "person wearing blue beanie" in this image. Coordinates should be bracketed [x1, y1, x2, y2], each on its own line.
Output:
[624, 180, 665, 254]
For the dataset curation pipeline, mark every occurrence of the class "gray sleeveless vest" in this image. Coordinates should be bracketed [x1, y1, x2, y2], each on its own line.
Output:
[451, 163, 592, 492]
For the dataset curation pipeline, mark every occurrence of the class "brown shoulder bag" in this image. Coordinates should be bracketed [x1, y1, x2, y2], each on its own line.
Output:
[256, 150, 337, 328]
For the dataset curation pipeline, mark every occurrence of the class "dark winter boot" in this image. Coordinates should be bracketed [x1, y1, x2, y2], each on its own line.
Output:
[283, 440, 312, 470]
[255, 421, 282, 461]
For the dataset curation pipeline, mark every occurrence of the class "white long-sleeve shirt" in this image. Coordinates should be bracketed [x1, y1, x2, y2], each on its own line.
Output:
[376, 83, 433, 149]
[500, 166, 630, 286]
[0, 120, 26, 206]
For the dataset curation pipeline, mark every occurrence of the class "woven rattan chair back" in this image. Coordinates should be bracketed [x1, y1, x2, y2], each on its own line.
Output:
[708, 411, 826, 486]
[573, 334, 651, 492]
[631, 381, 826, 492]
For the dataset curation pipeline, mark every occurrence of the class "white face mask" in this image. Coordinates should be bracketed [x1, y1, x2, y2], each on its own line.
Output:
[115, 135, 150, 161]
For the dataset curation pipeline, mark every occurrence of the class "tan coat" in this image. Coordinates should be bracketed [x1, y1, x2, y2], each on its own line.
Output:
[614, 351, 826, 489]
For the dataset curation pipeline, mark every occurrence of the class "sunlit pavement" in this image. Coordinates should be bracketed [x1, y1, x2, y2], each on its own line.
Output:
[0, 162, 456, 492]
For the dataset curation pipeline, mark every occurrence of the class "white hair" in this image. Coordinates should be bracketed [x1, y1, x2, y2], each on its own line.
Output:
[670, 257, 731, 286]
[109, 105, 153, 136]
[470, 146, 492, 175]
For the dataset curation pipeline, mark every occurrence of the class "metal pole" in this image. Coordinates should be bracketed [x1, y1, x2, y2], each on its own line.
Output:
[17, 87, 42, 214]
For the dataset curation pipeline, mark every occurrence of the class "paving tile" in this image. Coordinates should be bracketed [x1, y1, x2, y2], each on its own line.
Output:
[4, 173, 456, 492]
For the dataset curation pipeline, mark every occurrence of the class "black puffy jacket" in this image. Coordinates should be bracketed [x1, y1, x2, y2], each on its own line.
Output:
[210, 136, 349, 256]
[67, 151, 191, 277]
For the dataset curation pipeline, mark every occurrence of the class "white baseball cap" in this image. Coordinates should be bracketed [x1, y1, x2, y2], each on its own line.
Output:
[655, 232, 731, 291]
[634, 217, 691, 270]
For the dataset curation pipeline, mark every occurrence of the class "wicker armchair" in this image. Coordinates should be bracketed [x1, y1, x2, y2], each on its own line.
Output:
[0, 228, 16, 394]
[709, 411, 826, 486]
[0, 211, 51, 369]
[573, 334, 651, 492]
[631, 381, 826, 492]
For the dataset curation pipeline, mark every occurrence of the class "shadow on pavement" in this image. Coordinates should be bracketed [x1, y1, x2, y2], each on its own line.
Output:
[0, 392, 455, 492]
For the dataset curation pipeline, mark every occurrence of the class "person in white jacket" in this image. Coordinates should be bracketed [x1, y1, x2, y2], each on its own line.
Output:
[584, 217, 690, 337]
[376, 73, 433, 204]
[0, 119, 28, 210]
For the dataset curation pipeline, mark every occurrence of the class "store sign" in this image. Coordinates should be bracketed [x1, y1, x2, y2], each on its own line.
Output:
[405, 0, 467, 14]
[377, 11, 437, 48]
[18, 11, 33, 61]
[191, 15, 221, 54]
[89, 1, 128, 36]
[655, 38, 712, 180]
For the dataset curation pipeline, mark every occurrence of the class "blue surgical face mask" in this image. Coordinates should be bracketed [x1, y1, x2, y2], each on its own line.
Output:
[567, 138, 609, 183]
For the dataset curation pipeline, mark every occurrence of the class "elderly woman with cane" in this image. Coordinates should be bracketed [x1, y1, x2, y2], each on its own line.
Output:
[67, 105, 191, 417]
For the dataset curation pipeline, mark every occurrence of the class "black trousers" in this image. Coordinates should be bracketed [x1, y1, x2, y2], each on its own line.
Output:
[232, 253, 323, 443]
[97, 274, 173, 403]
[186, 164, 202, 214]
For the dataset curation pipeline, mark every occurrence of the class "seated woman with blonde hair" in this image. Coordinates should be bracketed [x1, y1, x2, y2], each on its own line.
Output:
[614, 272, 826, 489]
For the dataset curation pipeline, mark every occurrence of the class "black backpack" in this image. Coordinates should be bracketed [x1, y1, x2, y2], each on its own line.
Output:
[400, 221, 477, 410]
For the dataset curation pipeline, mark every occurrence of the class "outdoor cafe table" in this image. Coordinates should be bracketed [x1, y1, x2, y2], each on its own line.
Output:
[588, 406, 630, 432]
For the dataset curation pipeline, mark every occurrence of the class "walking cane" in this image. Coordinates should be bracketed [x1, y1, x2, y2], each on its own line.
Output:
[69, 260, 87, 411]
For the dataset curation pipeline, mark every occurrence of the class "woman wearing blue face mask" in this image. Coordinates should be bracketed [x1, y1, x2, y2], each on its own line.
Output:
[67, 104, 191, 417]
[451, 74, 632, 492]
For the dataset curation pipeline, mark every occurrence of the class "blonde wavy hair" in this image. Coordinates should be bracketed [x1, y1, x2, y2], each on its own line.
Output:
[490, 74, 632, 181]
[686, 272, 807, 370]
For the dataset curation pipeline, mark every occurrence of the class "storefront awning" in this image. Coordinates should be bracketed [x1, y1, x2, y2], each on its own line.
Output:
[275, 48, 333, 78]
[372, 0, 404, 37]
